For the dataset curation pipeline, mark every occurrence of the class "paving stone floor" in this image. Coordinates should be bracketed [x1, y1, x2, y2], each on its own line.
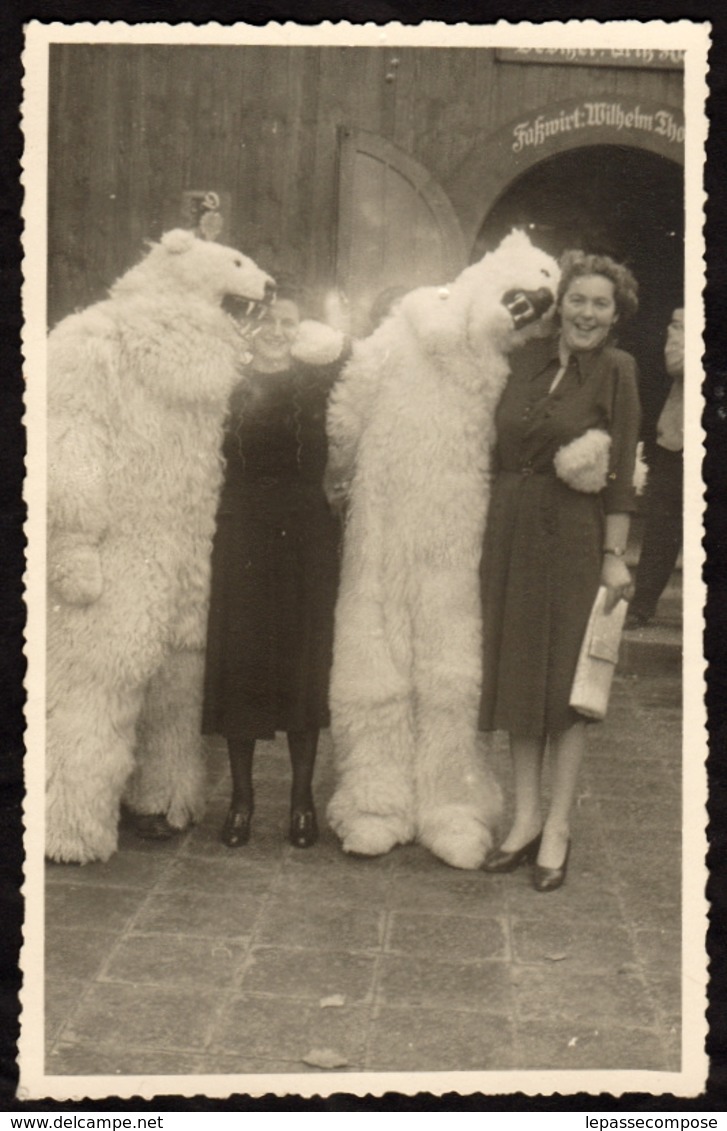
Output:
[44, 671, 684, 1078]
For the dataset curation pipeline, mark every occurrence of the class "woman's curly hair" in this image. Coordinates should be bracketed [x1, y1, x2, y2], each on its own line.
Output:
[557, 250, 639, 322]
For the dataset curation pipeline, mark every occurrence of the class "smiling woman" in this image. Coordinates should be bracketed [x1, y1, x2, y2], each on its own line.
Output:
[480, 248, 641, 892]
[560, 274, 619, 352]
[251, 299, 302, 370]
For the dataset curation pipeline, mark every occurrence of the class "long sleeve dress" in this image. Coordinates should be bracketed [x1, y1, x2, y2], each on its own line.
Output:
[479, 335, 641, 738]
[202, 360, 341, 741]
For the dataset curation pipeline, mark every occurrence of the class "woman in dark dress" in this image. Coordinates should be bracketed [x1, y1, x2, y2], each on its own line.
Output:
[202, 290, 345, 849]
[480, 251, 641, 891]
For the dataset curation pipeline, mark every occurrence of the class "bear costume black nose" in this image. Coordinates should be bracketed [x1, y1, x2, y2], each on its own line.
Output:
[531, 286, 554, 316]
[503, 286, 554, 329]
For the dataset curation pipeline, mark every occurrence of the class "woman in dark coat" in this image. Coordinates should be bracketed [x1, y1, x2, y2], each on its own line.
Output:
[202, 289, 346, 849]
[480, 250, 641, 891]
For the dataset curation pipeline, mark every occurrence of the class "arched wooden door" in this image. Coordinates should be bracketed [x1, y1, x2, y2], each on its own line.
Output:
[336, 128, 467, 336]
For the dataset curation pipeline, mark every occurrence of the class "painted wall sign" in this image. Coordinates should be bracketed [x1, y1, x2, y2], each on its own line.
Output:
[511, 102, 685, 155]
[446, 96, 684, 250]
[496, 47, 684, 71]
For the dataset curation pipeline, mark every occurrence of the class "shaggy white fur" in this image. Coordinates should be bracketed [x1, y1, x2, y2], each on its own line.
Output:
[291, 320, 346, 367]
[554, 428, 612, 493]
[46, 230, 274, 863]
[326, 230, 561, 869]
[554, 429, 649, 495]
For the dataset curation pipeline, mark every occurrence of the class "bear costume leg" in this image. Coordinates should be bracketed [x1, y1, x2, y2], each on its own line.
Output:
[412, 565, 502, 870]
[327, 588, 417, 857]
[327, 696, 417, 856]
[46, 670, 143, 865]
[123, 648, 207, 830]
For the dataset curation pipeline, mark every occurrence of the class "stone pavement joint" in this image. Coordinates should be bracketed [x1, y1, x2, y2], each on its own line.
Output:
[45, 671, 682, 1077]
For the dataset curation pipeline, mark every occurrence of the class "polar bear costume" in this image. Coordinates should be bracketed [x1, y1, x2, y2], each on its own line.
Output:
[326, 230, 560, 870]
[46, 229, 274, 863]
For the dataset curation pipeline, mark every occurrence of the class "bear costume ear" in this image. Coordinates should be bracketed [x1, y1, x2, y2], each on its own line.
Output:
[161, 229, 197, 255]
[497, 228, 531, 254]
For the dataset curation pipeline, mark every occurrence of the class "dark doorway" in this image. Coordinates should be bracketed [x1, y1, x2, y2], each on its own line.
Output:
[473, 145, 684, 406]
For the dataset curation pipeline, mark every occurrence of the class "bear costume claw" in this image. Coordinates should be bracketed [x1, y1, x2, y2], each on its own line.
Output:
[417, 806, 497, 871]
[338, 815, 408, 858]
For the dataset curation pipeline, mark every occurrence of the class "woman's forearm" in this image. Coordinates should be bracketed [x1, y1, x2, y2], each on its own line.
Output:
[603, 512, 631, 556]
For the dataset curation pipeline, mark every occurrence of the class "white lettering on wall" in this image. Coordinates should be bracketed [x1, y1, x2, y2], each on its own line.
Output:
[503, 48, 685, 68]
[512, 102, 684, 153]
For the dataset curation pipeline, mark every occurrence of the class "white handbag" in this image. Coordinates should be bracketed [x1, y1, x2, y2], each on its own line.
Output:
[569, 586, 628, 720]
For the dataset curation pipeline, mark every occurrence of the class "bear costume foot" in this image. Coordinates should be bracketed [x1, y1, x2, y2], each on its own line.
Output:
[130, 812, 182, 841]
[45, 816, 120, 866]
[418, 804, 496, 870]
[338, 814, 408, 858]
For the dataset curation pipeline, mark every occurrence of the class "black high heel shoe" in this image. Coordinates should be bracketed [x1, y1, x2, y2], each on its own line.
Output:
[289, 807, 318, 849]
[221, 805, 253, 848]
[533, 840, 571, 892]
[482, 832, 542, 874]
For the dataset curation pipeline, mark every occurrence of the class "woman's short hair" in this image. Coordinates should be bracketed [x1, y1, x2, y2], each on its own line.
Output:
[557, 250, 639, 321]
[268, 271, 314, 318]
[272, 281, 303, 310]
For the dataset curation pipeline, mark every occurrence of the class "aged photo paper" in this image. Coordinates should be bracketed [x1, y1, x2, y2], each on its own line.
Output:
[19, 18, 710, 1102]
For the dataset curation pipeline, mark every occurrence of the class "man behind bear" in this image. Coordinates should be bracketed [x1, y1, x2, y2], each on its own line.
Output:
[628, 305, 684, 627]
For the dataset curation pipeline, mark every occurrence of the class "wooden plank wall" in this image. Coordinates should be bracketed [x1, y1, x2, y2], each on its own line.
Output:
[47, 44, 683, 327]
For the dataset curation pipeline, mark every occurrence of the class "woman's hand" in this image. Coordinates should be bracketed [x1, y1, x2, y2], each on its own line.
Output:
[600, 553, 634, 613]
[601, 512, 633, 612]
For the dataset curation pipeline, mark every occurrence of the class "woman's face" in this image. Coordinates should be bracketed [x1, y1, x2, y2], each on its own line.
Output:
[559, 273, 618, 354]
[251, 299, 300, 371]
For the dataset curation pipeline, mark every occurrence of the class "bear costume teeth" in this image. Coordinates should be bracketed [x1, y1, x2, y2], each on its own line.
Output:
[502, 286, 555, 329]
[221, 294, 272, 323]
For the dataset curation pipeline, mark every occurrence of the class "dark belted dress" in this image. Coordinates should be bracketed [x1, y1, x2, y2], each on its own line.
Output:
[202, 363, 341, 741]
[479, 335, 641, 738]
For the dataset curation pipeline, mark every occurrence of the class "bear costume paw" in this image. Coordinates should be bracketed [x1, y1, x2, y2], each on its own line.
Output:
[418, 804, 496, 870]
[291, 320, 345, 367]
[554, 429, 648, 496]
[633, 441, 649, 496]
[49, 540, 103, 606]
[554, 429, 611, 494]
[338, 814, 408, 858]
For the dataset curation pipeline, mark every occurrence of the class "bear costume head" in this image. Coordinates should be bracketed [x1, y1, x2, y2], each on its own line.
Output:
[399, 229, 560, 373]
[112, 227, 275, 316]
[48, 230, 276, 409]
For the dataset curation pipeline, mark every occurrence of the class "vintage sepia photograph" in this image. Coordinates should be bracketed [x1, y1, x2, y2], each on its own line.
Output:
[19, 20, 709, 1100]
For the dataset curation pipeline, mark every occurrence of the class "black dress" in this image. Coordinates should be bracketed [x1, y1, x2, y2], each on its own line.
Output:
[479, 335, 641, 738]
[202, 362, 341, 741]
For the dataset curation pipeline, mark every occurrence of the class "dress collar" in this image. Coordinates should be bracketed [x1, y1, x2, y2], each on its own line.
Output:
[523, 334, 606, 385]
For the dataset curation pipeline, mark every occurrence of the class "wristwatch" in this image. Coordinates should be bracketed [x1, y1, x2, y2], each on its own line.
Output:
[603, 546, 626, 557]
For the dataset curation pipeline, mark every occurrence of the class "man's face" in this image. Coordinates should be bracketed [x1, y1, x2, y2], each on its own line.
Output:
[665, 307, 684, 378]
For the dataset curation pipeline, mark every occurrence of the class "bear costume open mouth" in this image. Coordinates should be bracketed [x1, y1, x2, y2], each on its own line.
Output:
[222, 293, 273, 325]
[502, 287, 554, 329]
